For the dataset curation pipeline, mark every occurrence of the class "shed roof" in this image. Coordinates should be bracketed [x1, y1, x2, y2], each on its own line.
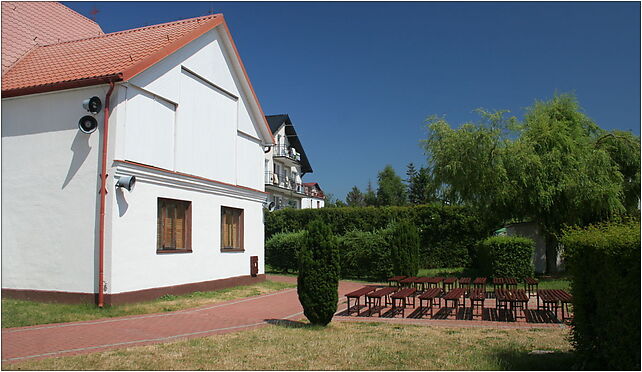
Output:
[1, 1, 103, 74]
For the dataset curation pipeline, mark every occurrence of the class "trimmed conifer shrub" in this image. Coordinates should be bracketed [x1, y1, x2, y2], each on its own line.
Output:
[297, 219, 340, 326]
[389, 219, 420, 277]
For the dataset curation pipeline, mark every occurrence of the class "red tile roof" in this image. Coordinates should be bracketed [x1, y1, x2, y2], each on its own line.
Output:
[2, 14, 223, 95]
[1, 2, 103, 74]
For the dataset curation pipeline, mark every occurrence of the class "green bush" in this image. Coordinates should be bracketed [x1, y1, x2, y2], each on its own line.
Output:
[389, 219, 420, 277]
[265, 205, 489, 269]
[477, 236, 534, 279]
[337, 229, 392, 281]
[265, 231, 306, 273]
[297, 219, 340, 326]
[561, 221, 640, 370]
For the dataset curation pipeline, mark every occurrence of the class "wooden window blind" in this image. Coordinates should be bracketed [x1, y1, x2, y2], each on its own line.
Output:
[221, 206, 244, 251]
[157, 198, 191, 253]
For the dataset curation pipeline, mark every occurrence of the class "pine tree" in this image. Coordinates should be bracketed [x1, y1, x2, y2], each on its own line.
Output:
[345, 186, 365, 207]
[364, 180, 377, 206]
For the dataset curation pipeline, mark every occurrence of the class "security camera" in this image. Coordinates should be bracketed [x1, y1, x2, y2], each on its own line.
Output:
[115, 175, 136, 191]
[78, 115, 98, 134]
[82, 96, 102, 115]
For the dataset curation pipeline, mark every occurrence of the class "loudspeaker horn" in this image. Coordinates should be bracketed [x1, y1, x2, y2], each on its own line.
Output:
[115, 175, 136, 191]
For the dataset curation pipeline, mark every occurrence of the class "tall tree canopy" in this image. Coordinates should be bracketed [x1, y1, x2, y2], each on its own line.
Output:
[376, 165, 408, 206]
[423, 94, 638, 243]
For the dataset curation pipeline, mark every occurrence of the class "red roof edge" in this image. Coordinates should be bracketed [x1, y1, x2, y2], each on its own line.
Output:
[2, 74, 122, 98]
[218, 17, 275, 145]
[120, 15, 224, 81]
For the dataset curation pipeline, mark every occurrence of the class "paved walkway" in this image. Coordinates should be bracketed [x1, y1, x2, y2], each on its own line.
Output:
[2, 276, 564, 363]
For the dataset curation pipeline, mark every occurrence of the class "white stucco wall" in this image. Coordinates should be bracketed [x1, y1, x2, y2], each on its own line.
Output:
[1, 86, 108, 293]
[301, 197, 325, 209]
[107, 162, 265, 294]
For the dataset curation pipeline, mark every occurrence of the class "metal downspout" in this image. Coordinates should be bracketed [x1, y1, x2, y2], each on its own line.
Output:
[98, 81, 115, 307]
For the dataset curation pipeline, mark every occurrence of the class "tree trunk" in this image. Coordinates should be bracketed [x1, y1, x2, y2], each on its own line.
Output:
[545, 234, 559, 274]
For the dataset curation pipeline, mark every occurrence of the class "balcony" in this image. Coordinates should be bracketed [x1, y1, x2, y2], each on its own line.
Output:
[272, 145, 301, 166]
[265, 172, 304, 194]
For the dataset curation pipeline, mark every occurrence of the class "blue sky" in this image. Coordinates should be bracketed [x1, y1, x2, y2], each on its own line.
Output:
[64, 1, 641, 201]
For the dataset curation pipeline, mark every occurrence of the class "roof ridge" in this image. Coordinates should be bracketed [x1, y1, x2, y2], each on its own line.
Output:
[51, 1, 103, 32]
[38, 13, 221, 48]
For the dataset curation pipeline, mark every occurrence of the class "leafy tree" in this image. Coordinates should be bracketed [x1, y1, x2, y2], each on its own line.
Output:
[297, 219, 339, 326]
[423, 93, 636, 272]
[376, 165, 408, 206]
[345, 186, 365, 207]
[364, 180, 377, 206]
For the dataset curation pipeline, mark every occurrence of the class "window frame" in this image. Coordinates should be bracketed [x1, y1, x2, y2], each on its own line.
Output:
[156, 198, 192, 254]
[220, 206, 244, 252]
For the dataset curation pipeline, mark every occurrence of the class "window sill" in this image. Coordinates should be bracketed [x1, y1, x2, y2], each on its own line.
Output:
[157, 249, 193, 254]
[221, 248, 245, 253]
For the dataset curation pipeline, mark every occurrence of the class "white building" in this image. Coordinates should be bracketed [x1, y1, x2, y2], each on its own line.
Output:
[264, 114, 325, 210]
[1, 3, 275, 305]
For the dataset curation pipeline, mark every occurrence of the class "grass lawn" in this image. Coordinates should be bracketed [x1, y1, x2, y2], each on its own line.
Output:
[1, 280, 295, 329]
[3, 321, 574, 370]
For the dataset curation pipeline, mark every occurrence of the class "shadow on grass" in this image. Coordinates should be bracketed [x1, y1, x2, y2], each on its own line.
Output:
[264, 319, 326, 330]
[493, 349, 575, 370]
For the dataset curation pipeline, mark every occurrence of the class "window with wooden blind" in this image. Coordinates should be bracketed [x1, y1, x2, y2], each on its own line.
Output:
[157, 198, 192, 253]
[221, 206, 244, 251]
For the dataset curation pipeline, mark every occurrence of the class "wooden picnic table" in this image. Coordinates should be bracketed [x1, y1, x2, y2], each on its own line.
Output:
[366, 287, 398, 317]
[496, 288, 529, 319]
[468, 288, 486, 318]
[524, 277, 538, 296]
[345, 286, 378, 315]
[414, 277, 432, 291]
[387, 276, 406, 287]
[492, 277, 505, 292]
[418, 288, 443, 318]
[442, 277, 457, 292]
[390, 288, 417, 317]
[443, 288, 467, 315]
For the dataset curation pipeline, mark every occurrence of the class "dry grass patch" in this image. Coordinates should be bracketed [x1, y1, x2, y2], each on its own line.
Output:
[2, 280, 294, 328]
[4, 321, 573, 370]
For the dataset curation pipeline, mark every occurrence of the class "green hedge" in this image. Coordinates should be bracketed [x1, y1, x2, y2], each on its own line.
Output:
[265, 205, 489, 269]
[265, 230, 306, 273]
[476, 236, 534, 279]
[337, 229, 392, 281]
[561, 221, 640, 370]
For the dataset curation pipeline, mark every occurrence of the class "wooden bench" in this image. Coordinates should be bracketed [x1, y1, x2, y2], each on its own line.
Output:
[458, 277, 471, 292]
[426, 276, 444, 289]
[345, 286, 377, 315]
[496, 288, 529, 319]
[442, 277, 457, 292]
[366, 287, 398, 317]
[414, 277, 432, 291]
[540, 289, 573, 321]
[418, 288, 443, 317]
[524, 277, 538, 297]
[399, 276, 419, 288]
[387, 276, 406, 287]
[492, 277, 505, 292]
[443, 288, 467, 315]
[390, 288, 417, 317]
[505, 277, 518, 290]
[473, 277, 487, 291]
[468, 288, 486, 318]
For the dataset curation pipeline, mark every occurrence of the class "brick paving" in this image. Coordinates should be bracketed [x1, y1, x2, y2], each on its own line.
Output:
[2, 275, 565, 364]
